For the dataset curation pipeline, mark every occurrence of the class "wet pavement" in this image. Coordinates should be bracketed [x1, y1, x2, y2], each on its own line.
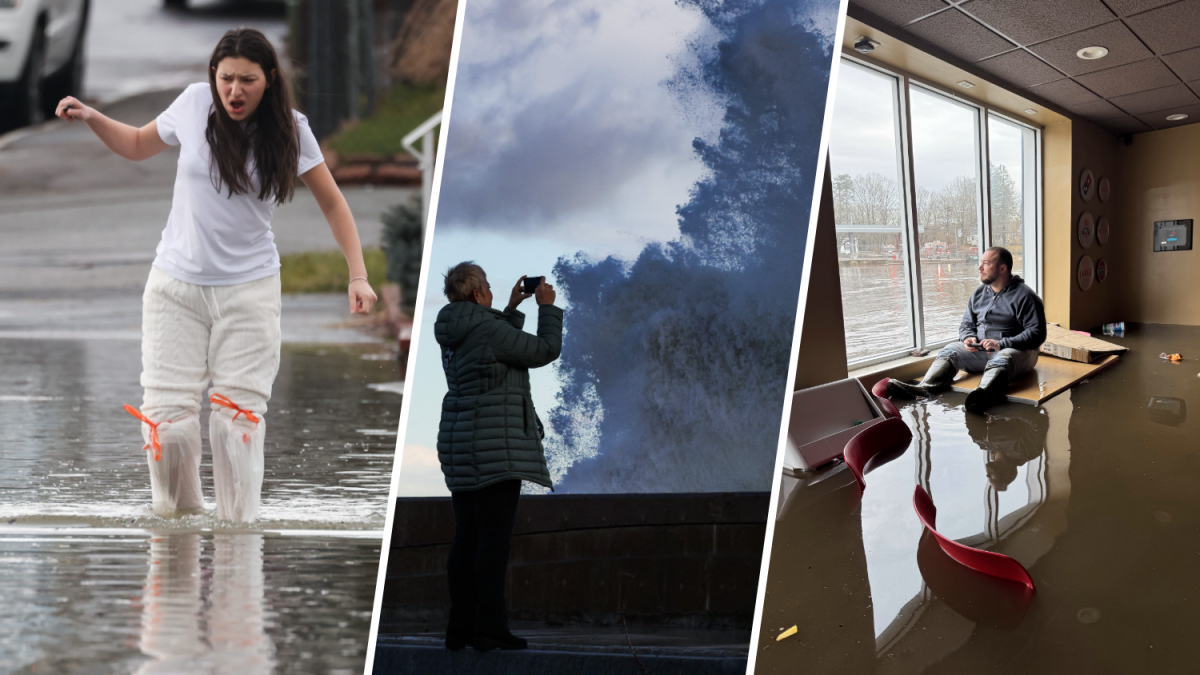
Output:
[0, 529, 381, 674]
[84, 0, 288, 106]
[756, 323, 1200, 673]
[376, 624, 750, 675]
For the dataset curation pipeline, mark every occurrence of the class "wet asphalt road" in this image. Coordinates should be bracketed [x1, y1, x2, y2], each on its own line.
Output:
[84, 0, 291, 106]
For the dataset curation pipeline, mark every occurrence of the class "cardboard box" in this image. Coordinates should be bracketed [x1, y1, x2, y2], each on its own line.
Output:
[1039, 324, 1127, 363]
[783, 377, 885, 473]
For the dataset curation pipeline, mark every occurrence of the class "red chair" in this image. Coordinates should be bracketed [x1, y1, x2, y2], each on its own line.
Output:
[843, 417, 912, 495]
[912, 485, 1035, 590]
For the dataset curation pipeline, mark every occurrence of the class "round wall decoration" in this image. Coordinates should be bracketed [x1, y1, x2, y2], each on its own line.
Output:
[1097, 216, 1110, 245]
[1078, 255, 1094, 291]
[1078, 211, 1095, 249]
[1096, 258, 1108, 283]
[1098, 176, 1111, 203]
[1080, 168, 1095, 202]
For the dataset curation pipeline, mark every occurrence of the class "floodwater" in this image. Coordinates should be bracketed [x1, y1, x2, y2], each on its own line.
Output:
[841, 262, 983, 362]
[0, 529, 380, 674]
[0, 337, 403, 672]
[758, 324, 1200, 673]
[1, 339, 398, 526]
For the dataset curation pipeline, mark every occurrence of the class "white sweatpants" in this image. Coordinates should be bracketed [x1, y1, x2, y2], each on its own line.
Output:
[140, 266, 281, 522]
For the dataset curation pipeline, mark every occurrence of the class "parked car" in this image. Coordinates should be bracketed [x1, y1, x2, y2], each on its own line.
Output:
[0, 0, 90, 131]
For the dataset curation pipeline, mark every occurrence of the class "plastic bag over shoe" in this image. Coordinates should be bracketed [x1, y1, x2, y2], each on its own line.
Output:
[142, 415, 205, 518]
[209, 409, 265, 523]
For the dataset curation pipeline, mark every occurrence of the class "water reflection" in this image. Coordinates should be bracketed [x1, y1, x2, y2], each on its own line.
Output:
[761, 325, 1200, 673]
[137, 533, 274, 675]
[966, 409, 1049, 492]
[758, 394, 1072, 673]
[0, 528, 379, 673]
[1146, 396, 1187, 426]
[870, 396, 1064, 647]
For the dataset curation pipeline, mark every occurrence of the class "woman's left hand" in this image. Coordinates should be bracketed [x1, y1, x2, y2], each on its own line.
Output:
[349, 278, 377, 315]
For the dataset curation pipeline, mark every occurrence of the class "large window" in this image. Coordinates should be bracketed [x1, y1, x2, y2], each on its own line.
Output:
[829, 58, 1041, 365]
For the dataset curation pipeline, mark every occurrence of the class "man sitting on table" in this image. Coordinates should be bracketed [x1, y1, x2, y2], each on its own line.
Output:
[881, 246, 1047, 414]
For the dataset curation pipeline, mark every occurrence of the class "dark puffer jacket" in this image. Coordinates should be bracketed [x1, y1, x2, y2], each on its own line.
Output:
[434, 301, 563, 491]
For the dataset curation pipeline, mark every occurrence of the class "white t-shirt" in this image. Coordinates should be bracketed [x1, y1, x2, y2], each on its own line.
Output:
[154, 82, 325, 285]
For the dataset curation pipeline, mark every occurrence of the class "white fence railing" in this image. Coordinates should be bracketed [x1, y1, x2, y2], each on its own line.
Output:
[402, 110, 443, 228]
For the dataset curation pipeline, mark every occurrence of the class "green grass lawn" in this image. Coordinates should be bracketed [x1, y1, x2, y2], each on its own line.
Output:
[280, 247, 388, 295]
[328, 84, 446, 156]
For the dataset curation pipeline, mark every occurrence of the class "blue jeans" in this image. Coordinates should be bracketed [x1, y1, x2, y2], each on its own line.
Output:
[938, 342, 1039, 379]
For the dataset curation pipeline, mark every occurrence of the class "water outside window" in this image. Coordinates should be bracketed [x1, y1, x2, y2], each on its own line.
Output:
[829, 62, 914, 363]
[909, 86, 984, 346]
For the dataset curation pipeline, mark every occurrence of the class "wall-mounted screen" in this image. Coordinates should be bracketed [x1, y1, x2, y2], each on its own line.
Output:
[1153, 219, 1192, 252]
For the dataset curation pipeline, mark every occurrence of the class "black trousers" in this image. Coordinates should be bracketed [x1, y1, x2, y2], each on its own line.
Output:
[446, 479, 522, 637]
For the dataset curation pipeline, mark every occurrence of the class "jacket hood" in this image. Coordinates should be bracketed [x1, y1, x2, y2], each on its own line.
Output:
[435, 301, 505, 348]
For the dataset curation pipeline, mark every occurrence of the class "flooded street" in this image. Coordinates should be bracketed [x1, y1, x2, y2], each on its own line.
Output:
[0, 333, 402, 672]
[759, 324, 1200, 673]
[0, 338, 399, 528]
[841, 262, 985, 362]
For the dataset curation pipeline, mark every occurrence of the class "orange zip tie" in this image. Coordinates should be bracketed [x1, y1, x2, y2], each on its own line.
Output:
[210, 394, 260, 424]
[124, 405, 163, 461]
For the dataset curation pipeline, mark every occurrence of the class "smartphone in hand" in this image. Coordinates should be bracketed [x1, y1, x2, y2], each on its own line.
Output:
[523, 276, 544, 293]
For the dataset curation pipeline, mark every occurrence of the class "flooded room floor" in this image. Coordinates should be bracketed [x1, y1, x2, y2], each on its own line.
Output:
[0, 337, 403, 673]
[757, 324, 1200, 674]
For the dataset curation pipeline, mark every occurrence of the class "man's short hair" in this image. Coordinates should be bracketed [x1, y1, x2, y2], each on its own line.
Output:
[444, 262, 486, 302]
[987, 246, 1014, 274]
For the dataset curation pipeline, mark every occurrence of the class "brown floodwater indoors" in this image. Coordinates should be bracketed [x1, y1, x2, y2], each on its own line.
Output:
[757, 324, 1200, 673]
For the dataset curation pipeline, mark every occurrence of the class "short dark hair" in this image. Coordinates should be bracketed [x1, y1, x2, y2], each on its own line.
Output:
[987, 246, 1014, 274]
[443, 262, 487, 302]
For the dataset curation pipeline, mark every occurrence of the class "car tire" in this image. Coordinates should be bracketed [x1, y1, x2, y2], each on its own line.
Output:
[1, 26, 46, 131]
[42, 16, 88, 120]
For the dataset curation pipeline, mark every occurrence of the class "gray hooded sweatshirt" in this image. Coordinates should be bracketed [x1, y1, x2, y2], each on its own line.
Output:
[958, 275, 1046, 351]
[434, 301, 563, 491]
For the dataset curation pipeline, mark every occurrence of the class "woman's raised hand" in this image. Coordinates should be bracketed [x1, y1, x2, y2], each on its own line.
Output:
[55, 96, 93, 123]
[508, 276, 533, 311]
[535, 280, 556, 306]
[349, 278, 378, 315]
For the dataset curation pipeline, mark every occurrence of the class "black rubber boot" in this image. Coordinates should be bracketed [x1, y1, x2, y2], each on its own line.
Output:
[965, 367, 1009, 414]
[885, 358, 957, 399]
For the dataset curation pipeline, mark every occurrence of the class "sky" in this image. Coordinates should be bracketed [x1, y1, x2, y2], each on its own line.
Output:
[398, 0, 839, 496]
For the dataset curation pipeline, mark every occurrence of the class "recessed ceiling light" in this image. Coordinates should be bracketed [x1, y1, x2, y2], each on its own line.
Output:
[1024, 109, 1038, 115]
[956, 80, 975, 89]
[1166, 113, 1188, 121]
[1077, 46, 1109, 60]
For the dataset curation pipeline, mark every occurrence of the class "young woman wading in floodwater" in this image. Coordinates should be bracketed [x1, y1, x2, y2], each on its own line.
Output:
[55, 29, 377, 522]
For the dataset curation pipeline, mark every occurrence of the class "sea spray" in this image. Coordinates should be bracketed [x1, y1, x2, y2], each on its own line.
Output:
[546, 0, 837, 492]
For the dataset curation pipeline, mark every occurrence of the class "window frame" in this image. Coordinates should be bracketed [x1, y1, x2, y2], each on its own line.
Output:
[837, 52, 1043, 369]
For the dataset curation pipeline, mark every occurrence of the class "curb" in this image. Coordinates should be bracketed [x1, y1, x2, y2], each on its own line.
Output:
[323, 146, 423, 187]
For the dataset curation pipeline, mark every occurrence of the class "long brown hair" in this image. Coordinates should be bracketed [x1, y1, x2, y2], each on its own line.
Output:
[205, 28, 300, 204]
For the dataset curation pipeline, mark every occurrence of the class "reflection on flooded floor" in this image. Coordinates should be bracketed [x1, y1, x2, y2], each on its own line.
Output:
[759, 324, 1200, 673]
[0, 338, 402, 671]
[0, 528, 380, 674]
